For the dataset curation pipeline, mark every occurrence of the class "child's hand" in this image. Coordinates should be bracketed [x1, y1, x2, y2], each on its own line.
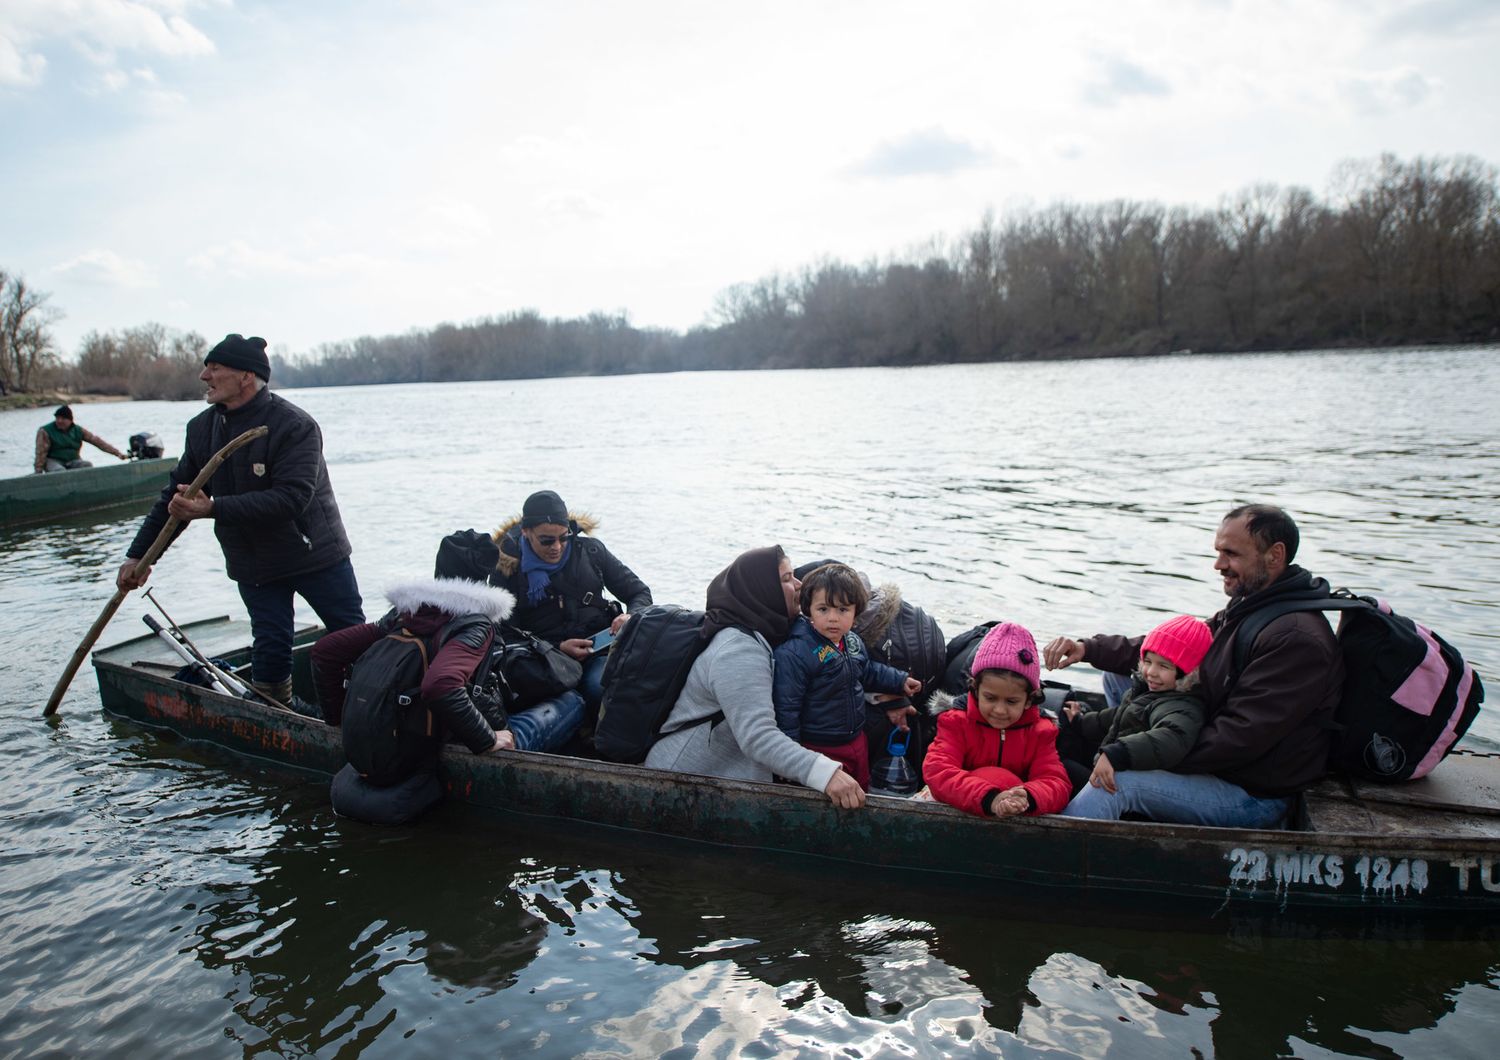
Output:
[1088, 754, 1118, 794]
[885, 703, 916, 731]
[991, 787, 1030, 817]
[902, 675, 923, 698]
[1062, 700, 1082, 721]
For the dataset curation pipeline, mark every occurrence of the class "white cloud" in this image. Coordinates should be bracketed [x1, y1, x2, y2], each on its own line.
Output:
[186, 240, 390, 281]
[1339, 66, 1439, 115]
[849, 128, 992, 178]
[0, 32, 47, 85]
[50, 248, 155, 288]
[1081, 54, 1173, 107]
[0, 0, 214, 90]
[536, 190, 609, 223]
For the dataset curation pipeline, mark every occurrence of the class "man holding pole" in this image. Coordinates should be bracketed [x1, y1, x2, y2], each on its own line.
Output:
[116, 333, 364, 706]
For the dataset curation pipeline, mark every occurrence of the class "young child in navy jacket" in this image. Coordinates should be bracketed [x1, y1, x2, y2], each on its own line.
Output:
[773, 563, 922, 789]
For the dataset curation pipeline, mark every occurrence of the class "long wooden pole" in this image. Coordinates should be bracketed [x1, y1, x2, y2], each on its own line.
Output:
[43, 425, 268, 717]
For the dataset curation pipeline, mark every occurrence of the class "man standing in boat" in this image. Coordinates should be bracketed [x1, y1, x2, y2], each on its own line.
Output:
[33, 405, 127, 472]
[1043, 504, 1342, 828]
[115, 333, 365, 706]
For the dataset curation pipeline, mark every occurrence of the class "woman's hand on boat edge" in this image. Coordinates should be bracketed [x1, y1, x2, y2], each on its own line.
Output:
[824, 770, 865, 809]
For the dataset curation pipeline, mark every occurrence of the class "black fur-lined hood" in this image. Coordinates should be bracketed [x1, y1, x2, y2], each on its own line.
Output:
[491, 511, 602, 577]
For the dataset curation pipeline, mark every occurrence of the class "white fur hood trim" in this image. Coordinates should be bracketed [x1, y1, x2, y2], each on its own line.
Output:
[384, 577, 516, 622]
[928, 690, 964, 715]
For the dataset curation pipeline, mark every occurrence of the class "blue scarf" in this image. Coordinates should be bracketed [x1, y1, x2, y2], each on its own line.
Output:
[519, 534, 571, 605]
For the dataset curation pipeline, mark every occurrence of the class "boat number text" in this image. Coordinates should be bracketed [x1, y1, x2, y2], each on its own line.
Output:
[1227, 848, 1500, 895]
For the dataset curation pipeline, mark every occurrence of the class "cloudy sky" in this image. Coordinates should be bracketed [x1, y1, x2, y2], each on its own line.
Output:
[3, 0, 1497, 361]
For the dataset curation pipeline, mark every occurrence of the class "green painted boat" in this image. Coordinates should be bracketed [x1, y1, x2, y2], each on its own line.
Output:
[90, 617, 1500, 918]
[1, 457, 176, 527]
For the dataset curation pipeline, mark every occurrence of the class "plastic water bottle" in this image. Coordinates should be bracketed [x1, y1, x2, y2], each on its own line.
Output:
[870, 728, 920, 797]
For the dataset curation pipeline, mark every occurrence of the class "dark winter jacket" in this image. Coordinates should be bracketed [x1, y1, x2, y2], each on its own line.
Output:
[127, 387, 352, 586]
[492, 513, 652, 643]
[1066, 680, 1207, 772]
[922, 691, 1071, 816]
[771, 617, 910, 745]
[1082, 565, 1342, 797]
[311, 577, 516, 752]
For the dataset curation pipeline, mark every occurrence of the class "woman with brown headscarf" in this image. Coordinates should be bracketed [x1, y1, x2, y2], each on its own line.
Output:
[644, 546, 866, 809]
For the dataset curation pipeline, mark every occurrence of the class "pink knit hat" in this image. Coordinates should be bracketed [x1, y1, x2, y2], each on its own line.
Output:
[970, 622, 1041, 691]
[1141, 615, 1213, 675]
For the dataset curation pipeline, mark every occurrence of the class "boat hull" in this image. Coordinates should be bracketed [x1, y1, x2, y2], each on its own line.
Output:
[1, 457, 175, 527]
[90, 619, 1500, 918]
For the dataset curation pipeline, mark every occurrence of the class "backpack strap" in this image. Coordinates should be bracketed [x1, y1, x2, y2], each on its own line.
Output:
[1226, 588, 1373, 689]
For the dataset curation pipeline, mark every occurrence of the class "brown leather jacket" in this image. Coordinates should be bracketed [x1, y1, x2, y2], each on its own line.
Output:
[1083, 567, 1342, 797]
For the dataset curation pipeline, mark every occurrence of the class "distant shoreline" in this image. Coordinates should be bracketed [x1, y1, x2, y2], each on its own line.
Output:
[0, 392, 132, 413]
[10, 341, 1494, 406]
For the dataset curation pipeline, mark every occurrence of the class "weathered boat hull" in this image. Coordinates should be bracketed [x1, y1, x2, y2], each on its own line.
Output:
[1, 457, 175, 527]
[90, 619, 1500, 917]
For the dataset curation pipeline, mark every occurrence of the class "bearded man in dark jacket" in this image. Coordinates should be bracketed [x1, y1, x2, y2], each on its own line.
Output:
[1043, 504, 1342, 828]
[116, 334, 364, 705]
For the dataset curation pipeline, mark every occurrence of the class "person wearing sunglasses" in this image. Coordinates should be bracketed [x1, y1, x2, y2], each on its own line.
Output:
[491, 489, 653, 726]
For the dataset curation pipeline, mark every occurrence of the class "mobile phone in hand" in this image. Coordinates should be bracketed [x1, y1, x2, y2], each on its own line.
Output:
[590, 628, 615, 654]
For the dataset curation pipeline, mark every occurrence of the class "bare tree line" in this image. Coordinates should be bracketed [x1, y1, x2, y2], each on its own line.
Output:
[72, 324, 211, 399]
[0, 269, 61, 396]
[7, 152, 1497, 401]
[275, 153, 1498, 387]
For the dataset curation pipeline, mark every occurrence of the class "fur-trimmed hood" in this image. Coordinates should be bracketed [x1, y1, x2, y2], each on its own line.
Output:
[384, 576, 515, 622]
[853, 581, 904, 644]
[491, 511, 601, 577]
[927, 688, 1043, 728]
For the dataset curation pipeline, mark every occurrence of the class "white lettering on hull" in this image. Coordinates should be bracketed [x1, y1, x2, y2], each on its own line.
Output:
[1227, 848, 1433, 898]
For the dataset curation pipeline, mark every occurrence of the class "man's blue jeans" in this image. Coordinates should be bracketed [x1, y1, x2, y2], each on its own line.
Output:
[578, 653, 608, 722]
[1102, 670, 1134, 709]
[238, 557, 365, 684]
[508, 690, 585, 752]
[1060, 768, 1292, 828]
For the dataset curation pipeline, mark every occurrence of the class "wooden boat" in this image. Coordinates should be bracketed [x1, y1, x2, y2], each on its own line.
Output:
[1, 457, 176, 528]
[90, 617, 1500, 918]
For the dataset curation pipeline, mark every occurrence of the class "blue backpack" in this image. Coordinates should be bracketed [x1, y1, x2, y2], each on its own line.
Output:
[1230, 589, 1484, 782]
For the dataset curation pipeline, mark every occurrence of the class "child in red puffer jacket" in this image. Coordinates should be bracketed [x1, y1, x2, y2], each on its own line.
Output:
[922, 622, 1070, 817]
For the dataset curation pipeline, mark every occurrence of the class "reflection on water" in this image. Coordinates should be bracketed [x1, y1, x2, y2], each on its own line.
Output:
[3, 349, 1500, 1055]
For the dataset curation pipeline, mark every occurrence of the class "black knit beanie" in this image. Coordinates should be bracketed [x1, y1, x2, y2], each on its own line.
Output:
[521, 490, 569, 528]
[205, 333, 271, 381]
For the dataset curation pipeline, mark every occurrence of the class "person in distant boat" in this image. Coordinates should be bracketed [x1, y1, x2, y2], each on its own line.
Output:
[115, 333, 365, 706]
[644, 545, 867, 809]
[922, 622, 1071, 818]
[33, 405, 127, 472]
[490, 489, 652, 722]
[1042, 504, 1342, 828]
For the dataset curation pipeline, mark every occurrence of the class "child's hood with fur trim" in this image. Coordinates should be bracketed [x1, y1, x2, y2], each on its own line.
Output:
[384, 577, 516, 623]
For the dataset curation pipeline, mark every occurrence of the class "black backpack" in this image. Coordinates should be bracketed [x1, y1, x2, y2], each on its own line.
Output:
[940, 621, 1000, 694]
[595, 605, 709, 763]
[466, 623, 583, 728]
[1230, 588, 1485, 782]
[860, 598, 946, 700]
[342, 625, 447, 786]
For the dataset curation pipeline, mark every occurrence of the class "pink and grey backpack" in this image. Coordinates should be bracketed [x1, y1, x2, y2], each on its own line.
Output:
[1230, 589, 1484, 782]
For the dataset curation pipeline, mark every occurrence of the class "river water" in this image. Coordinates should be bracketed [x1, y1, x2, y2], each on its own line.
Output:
[2, 348, 1498, 1057]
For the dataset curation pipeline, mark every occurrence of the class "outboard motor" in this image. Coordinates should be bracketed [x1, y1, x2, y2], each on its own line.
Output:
[128, 431, 165, 459]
